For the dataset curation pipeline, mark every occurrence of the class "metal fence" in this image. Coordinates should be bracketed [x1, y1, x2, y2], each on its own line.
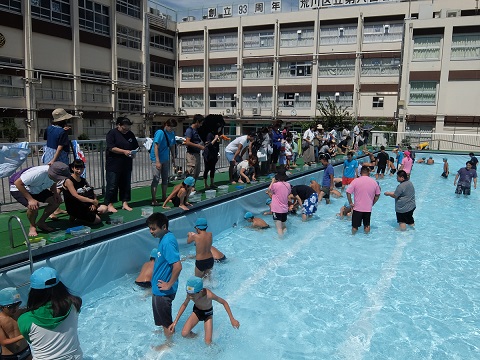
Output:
[0, 137, 239, 208]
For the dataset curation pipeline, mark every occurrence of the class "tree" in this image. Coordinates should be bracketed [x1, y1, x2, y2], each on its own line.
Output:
[3, 119, 20, 142]
[316, 98, 353, 131]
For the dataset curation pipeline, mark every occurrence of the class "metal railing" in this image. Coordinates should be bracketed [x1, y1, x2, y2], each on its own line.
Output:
[0, 137, 239, 207]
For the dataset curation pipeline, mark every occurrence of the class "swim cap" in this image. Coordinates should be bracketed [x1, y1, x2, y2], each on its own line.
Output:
[150, 248, 158, 259]
[344, 201, 350, 208]
[30, 267, 60, 289]
[422, 157, 426, 160]
[0, 287, 21, 306]
[429, 156, 433, 159]
[186, 276, 203, 294]
[183, 176, 195, 186]
[266, 198, 272, 205]
[443, 158, 447, 161]
[244, 212, 254, 219]
[309, 177, 316, 182]
[194, 218, 208, 230]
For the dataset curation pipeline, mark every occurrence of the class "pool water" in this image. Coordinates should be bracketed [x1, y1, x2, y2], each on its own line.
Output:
[78, 153, 480, 359]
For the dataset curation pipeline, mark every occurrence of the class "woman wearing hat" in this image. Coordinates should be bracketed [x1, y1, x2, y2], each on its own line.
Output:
[17, 267, 83, 359]
[43, 108, 76, 166]
[104, 117, 139, 212]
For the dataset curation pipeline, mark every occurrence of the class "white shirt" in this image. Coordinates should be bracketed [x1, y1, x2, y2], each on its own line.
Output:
[303, 129, 314, 141]
[353, 125, 361, 136]
[10, 165, 53, 194]
[225, 135, 249, 154]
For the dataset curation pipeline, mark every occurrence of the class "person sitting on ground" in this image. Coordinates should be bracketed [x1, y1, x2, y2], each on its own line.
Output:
[63, 159, 108, 225]
[168, 276, 240, 345]
[416, 157, 426, 164]
[336, 201, 353, 220]
[426, 156, 434, 165]
[289, 184, 319, 221]
[337, 136, 351, 155]
[187, 218, 214, 278]
[441, 158, 449, 178]
[233, 156, 257, 184]
[244, 212, 270, 229]
[135, 248, 158, 288]
[10, 162, 70, 236]
[0, 288, 32, 360]
[162, 176, 195, 211]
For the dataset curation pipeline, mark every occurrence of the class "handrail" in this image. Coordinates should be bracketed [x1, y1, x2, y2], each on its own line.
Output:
[8, 215, 34, 274]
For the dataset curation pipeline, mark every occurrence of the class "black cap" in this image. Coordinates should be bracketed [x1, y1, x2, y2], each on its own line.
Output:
[116, 117, 133, 126]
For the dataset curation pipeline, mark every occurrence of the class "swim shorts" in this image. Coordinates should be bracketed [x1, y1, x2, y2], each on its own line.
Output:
[320, 186, 330, 199]
[455, 184, 471, 195]
[352, 210, 371, 229]
[10, 189, 54, 207]
[342, 177, 354, 186]
[135, 281, 152, 288]
[396, 208, 415, 225]
[171, 195, 181, 207]
[272, 212, 287, 222]
[215, 255, 227, 263]
[377, 165, 386, 174]
[1, 346, 32, 360]
[302, 193, 318, 216]
[193, 305, 213, 321]
[196, 257, 214, 272]
[390, 168, 397, 175]
[152, 293, 176, 327]
[441, 172, 448, 178]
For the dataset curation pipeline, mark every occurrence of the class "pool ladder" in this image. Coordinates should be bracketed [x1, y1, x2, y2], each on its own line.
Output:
[6, 215, 34, 275]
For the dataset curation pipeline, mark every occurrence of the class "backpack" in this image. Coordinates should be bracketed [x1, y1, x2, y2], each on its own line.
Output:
[9, 167, 33, 186]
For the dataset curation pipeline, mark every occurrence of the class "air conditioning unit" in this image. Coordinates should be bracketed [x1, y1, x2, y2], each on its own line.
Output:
[225, 107, 234, 114]
[252, 107, 260, 115]
[446, 9, 460, 17]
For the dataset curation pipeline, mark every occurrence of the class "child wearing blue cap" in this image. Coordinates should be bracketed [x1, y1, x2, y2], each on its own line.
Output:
[441, 158, 449, 178]
[244, 212, 270, 229]
[0, 288, 31, 360]
[337, 202, 353, 219]
[135, 248, 158, 288]
[187, 218, 214, 278]
[162, 176, 195, 210]
[17, 267, 83, 359]
[169, 276, 240, 344]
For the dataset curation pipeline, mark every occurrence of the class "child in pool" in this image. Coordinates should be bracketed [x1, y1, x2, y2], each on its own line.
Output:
[168, 277, 240, 345]
[441, 158, 449, 178]
[244, 212, 270, 229]
[336, 202, 353, 219]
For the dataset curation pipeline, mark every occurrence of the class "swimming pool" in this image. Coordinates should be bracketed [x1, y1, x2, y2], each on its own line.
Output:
[75, 153, 479, 359]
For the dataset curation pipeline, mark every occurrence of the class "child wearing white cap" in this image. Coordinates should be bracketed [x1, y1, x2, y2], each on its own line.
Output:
[0, 288, 32, 360]
[168, 276, 239, 345]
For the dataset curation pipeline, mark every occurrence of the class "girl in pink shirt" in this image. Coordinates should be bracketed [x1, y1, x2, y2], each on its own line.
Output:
[401, 151, 414, 176]
[267, 170, 291, 237]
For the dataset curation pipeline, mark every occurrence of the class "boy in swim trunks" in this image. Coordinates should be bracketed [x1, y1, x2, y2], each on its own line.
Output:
[187, 218, 214, 278]
[168, 276, 240, 345]
[0, 288, 32, 360]
[244, 212, 270, 229]
[135, 248, 158, 288]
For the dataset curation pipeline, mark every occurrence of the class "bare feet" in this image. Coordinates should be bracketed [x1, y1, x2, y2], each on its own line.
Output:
[53, 209, 68, 215]
[179, 204, 189, 211]
[28, 226, 38, 237]
[122, 203, 133, 211]
[107, 206, 117, 213]
[48, 215, 59, 220]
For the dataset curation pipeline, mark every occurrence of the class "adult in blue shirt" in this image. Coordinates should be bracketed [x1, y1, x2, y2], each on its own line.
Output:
[43, 108, 75, 166]
[147, 213, 182, 346]
[454, 161, 477, 195]
[269, 120, 283, 173]
[184, 114, 205, 185]
[150, 119, 177, 205]
[342, 151, 358, 189]
[319, 154, 335, 204]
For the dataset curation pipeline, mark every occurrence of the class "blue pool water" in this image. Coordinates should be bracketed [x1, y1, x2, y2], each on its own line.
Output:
[78, 153, 480, 359]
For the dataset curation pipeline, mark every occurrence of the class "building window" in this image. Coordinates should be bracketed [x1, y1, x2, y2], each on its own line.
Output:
[412, 36, 442, 60]
[372, 96, 384, 108]
[363, 23, 403, 43]
[243, 62, 273, 79]
[317, 92, 353, 108]
[181, 36, 204, 53]
[210, 33, 238, 51]
[118, 92, 141, 112]
[83, 118, 112, 138]
[35, 78, 73, 100]
[0, 75, 24, 97]
[150, 62, 174, 80]
[320, 25, 357, 45]
[244, 31, 274, 48]
[318, 59, 355, 77]
[0, 0, 21, 13]
[280, 28, 314, 47]
[80, 68, 110, 79]
[409, 81, 437, 105]
[117, 25, 141, 49]
[150, 33, 174, 52]
[81, 83, 110, 103]
[209, 93, 235, 108]
[242, 93, 272, 109]
[182, 94, 204, 108]
[181, 66, 204, 81]
[0, 57, 23, 67]
[117, 59, 142, 82]
[78, 0, 109, 36]
[150, 91, 174, 107]
[209, 64, 237, 80]
[361, 57, 400, 76]
[279, 62, 312, 78]
[31, 0, 71, 26]
[279, 93, 311, 108]
[451, 33, 480, 60]
[116, 0, 140, 18]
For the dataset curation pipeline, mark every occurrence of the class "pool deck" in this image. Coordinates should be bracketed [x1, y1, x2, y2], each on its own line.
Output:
[0, 157, 342, 270]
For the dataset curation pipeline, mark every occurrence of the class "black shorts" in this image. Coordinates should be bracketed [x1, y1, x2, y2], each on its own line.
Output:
[390, 168, 397, 175]
[172, 196, 181, 207]
[455, 184, 471, 195]
[272, 212, 287, 222]
[10, 189, 54, 207]
[1, 346, 31, 360]
[352, 210, 371, 229]
[377, 165, 386, 174]
[135, 281, 151, 288]
[152, 293, 176, 327]
[193, 305, 213, 322]
[196, 257, 214, 272]
[320, 186, 330, 199]
[396, 208, 415, 225]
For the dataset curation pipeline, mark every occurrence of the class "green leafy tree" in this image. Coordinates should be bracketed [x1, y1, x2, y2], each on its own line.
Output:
[3, 119, 20, 142]
[316, 98, 353, 131]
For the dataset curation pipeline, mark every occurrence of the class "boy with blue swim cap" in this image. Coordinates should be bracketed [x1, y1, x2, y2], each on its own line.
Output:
[169, 276, 240, 345]
[244, 211, 270, 229]
[187, 218, 214, 278]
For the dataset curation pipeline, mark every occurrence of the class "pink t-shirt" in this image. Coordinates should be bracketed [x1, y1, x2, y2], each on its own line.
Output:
[346, 175, 381, 212]
[270, 181, 291, 213]
[401, 157, 413, 174]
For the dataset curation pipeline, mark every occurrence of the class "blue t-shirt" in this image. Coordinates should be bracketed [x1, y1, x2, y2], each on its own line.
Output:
[457, 167, 477, 187]
[185, 126, 202, 153]
[150, 129, 175, 163]
[151, 232, 180, 297]
[343, 159, 358, 179]
[396, 151, 404, 164]
[44, 125, 69, 152]
[322, 164, 334, 187]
